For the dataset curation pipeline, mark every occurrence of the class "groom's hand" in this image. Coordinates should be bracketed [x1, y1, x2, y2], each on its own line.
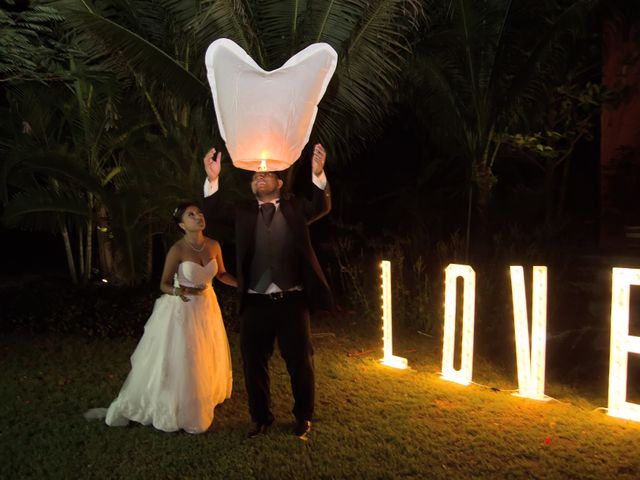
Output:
[203, 147, 222, 183]
[312, 143, 326, 177]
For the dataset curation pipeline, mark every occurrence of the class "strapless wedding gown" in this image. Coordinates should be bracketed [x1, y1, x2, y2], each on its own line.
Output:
[95, 260, 232, 433]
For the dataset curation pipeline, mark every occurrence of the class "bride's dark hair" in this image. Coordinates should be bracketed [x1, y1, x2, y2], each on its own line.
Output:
[172, 201, 201, 232]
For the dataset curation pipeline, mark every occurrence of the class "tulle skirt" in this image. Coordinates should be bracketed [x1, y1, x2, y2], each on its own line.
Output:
[98, 287, 232, 433]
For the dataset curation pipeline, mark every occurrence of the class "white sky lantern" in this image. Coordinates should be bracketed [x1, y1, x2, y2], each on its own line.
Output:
[205, 38, 338, 172]
[380, 261, 408, 369]
[441, 264, 476, 385]
[510, 266, 549, 401]
[608, 268, 640, 422]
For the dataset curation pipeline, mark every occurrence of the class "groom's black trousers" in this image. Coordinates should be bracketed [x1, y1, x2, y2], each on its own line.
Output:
[240, 291, 314, 424]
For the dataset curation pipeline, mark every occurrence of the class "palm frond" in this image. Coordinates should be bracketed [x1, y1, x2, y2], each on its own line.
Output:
[2, 188, 91, 231]
[321, 0, 423, 160]
[0, 4, 67, 83]
[194, 0, 266, 66]
[51, 0, 208, 101]
[21, 152, 106, 196]
[253, 0, 308, 68]
[506, 0, 592, 105]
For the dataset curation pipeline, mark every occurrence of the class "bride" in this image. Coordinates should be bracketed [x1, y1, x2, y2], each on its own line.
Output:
[87, 202, 236, 433]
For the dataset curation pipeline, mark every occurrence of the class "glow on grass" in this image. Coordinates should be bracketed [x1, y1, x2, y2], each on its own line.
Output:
[608, 268, 640, 422]
[441, 264, 475, 385]
[510, 266, 549, 401]
[379, 260, 408, 370]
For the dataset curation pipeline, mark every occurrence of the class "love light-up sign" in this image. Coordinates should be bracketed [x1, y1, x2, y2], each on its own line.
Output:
[510, 266, 549, 401]
[381, 262, 640, 423]
[608, 267, 640, 421]
[436, 264, 640, 423]
[376, 260, 640, 425]
[205, 39, 338, 172]
[441, 264, 476, 385]
[380, 260, 408, 369]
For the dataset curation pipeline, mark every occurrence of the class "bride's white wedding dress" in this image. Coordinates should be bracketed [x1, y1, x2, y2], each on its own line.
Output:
[88, 260, 232, 434]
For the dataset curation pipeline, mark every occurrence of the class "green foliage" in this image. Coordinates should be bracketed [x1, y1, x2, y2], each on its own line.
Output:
[499, 81, 606, 163]
[0, 278, 238, 337]
[2, 187, 91, 231]
[49, 0, 208, 100]
[495, 81, 606, 232]
[405, 0, 596, 208]
[0, 3, 66, 82]
[0, 0, 607, 313]
[51, 0, 425, 161]
[329, 227, 375, 320]
[327, 224, 457, 334]
[0, 282, 157, 337]
[1, 0, 427, 287]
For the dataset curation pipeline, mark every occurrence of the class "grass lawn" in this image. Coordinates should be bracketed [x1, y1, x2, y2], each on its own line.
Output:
[2, 325, 640, 479]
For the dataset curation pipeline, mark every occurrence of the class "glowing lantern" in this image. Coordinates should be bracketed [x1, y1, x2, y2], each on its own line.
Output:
[510, 266, 549, 401]
[380, 261, 408, 369]
[441, 264, 475, 385]
[608, 268, 640, 421]
[205, 38, 338, 172]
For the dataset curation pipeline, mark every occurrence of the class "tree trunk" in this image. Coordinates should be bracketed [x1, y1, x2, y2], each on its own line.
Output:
[470, 160, 496, 258]
[145, 223, 153, 282]
[77, 227, 85, 282]
[84, 193, 94, 284]
[464, 183, 473, 262]
[473, 162, 496, 212]
[96, 204, 114, 279]
[544, 157, 555, 233]
[85, 216, 93, 284]
[60, 221, 78, 284]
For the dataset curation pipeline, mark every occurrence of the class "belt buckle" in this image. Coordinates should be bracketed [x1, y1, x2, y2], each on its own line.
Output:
[269, 291, 285, 300]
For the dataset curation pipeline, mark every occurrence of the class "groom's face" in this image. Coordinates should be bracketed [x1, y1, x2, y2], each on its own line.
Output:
[251, 171, 283, 199]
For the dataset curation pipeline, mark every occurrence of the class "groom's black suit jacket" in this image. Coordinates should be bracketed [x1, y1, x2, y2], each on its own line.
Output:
[202, 183, 333, 313]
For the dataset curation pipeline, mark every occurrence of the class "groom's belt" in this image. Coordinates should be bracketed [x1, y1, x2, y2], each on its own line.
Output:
[247, 290, 304, 301]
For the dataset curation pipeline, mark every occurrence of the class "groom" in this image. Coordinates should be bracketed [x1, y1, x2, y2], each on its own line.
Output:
[201, 144, 333, 437]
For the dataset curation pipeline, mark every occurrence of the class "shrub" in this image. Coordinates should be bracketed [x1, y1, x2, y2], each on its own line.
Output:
[0, 277, 239, 338]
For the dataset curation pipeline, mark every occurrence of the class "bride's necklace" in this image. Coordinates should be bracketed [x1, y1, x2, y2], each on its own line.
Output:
[185, 238, 205, 252]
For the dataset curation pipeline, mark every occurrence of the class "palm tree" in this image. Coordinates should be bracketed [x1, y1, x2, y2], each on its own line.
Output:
[403, 0, 594, 253]
[1, 78, 132, 285]
[14, 0, 426, 285]
[0, 3, 67, 84]
[2, 0, 214, 285]
[50, 0, 425, 164]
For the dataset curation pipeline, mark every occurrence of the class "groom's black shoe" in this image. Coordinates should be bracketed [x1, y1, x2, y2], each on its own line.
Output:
[248, 419, 273, 438]
[293, 419, 312, 437]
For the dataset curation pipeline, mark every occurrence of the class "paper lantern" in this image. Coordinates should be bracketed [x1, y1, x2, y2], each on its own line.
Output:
[205, 38, 338, 172]
[441, 264, 476, 385]
[608, 267, 640, 421]
[510, 266, 549, 401]
[380, 261, 408, 369]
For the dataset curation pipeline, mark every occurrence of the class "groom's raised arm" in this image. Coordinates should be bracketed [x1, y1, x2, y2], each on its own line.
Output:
[201, 147, 234, 229]
[303, 143, 331, 225]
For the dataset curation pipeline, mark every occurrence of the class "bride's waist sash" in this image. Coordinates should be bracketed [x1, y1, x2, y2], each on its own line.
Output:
[176, 279, 213, 290]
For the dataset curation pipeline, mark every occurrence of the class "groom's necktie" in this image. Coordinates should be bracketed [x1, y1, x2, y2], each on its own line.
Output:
[260, 202, 276, 227]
